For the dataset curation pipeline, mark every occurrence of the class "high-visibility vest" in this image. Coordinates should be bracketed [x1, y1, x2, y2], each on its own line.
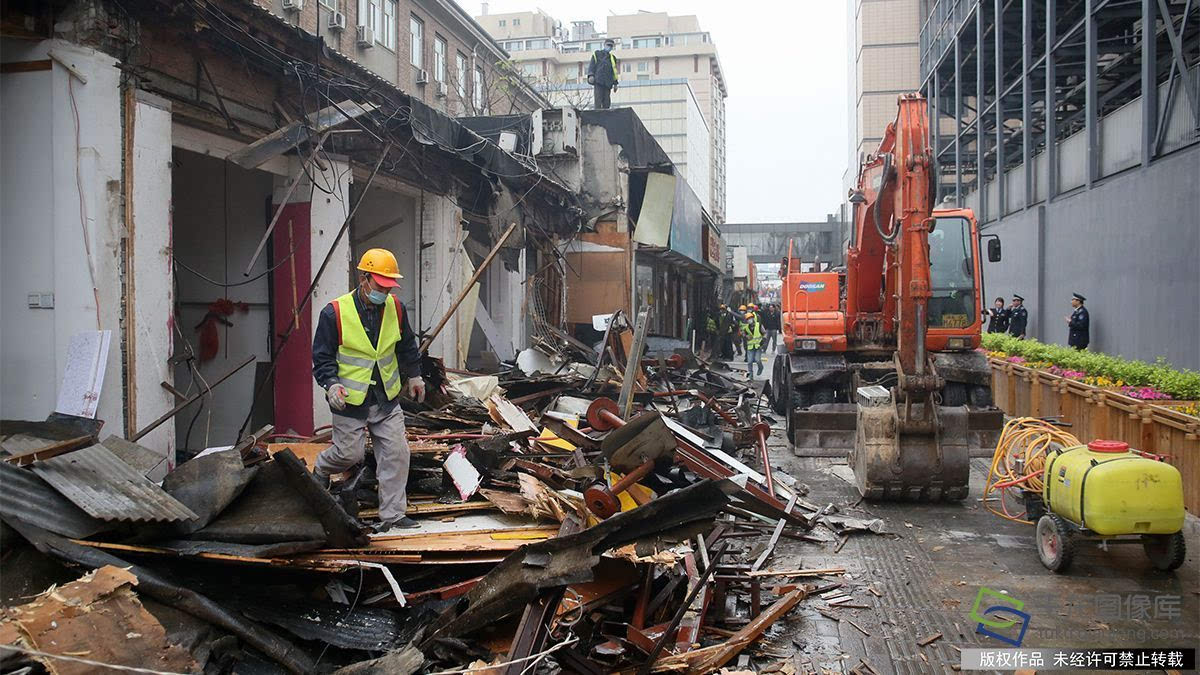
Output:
[332, 292, 403, 407]
[592, 51, 619, 83]
[745, 318, 763, 350]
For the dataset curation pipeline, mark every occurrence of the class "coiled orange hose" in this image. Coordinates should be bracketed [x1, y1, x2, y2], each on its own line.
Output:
[984, 417, 1080, 524]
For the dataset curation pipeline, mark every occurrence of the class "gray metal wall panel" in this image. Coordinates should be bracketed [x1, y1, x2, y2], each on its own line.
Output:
[980, 144, 1200, 369]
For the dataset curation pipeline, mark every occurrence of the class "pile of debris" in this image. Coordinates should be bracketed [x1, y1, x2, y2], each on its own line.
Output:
[0, 316, 887, 674]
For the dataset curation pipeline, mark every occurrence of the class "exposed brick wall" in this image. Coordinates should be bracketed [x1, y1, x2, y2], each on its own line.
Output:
[252, 0, 542, 116]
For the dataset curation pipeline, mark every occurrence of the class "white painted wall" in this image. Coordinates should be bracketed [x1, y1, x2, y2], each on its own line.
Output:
[129, 92, 175, 472]
[0, 41, 124, 433]
[418, 194, 467, 368]
[303, 156, 352, 430]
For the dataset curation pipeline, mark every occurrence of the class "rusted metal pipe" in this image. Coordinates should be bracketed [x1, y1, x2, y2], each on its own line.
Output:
[752, 419, 775, 498]
[586, 397, 626, 431]
[584, 459, 654, 518]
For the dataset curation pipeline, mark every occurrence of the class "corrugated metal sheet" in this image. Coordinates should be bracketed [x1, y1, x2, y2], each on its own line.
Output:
[31, 444, 198, 522]
[0, 462, 108, 538]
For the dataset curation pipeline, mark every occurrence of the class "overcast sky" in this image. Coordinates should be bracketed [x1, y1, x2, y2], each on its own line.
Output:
[472, 0, 849, 224]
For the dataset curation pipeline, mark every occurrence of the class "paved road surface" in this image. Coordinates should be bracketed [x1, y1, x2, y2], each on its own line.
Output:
[752, 413, 1199, 673]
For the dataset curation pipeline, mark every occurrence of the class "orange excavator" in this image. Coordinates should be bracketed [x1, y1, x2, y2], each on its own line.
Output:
[770, 93, 1003, 500]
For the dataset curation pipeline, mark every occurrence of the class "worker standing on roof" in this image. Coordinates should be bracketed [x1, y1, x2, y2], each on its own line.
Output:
[587, 38, 619, 110]
[743, 311, 764, 378]
[1066, 293, 1090, 350]
[311, 248, 426, 532]
[1007, 294, 1028, 339]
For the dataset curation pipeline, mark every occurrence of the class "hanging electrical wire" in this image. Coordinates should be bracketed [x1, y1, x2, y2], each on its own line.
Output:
[983, 417, 1081, 524]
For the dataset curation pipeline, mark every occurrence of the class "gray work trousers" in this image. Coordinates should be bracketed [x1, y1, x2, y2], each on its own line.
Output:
[316, 403, 410, 523]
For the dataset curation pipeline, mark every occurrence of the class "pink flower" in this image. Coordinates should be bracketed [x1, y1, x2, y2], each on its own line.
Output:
[1119, 385, 1171, 400]
[1007, 356, 1026, 364]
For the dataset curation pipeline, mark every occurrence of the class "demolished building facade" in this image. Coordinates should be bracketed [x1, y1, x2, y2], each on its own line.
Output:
[0, 0, 723, 462]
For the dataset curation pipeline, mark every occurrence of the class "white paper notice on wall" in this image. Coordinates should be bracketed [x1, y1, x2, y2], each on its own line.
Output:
[54, 330, 112, 419]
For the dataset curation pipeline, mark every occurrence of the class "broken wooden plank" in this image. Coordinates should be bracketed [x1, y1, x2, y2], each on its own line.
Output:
[918, 632, 943, 647]
[845, 618, 871, 636]
[1, 434, 94, 466]
[747, 567, 846, 578]
[689, 588, 806, 673]
[228, 100, 377, 169]
[0, 566, 196, 673]
[752, 491, 799, 572]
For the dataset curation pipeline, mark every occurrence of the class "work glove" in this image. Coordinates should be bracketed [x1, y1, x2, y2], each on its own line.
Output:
[325, 383, 348, 411]
[405, 376, 426, 404]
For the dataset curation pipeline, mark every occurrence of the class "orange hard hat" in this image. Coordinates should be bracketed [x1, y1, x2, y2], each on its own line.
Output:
[357, 248, 402, 287]
[738, 305, 747, 311]
[744, 312, 754, 319]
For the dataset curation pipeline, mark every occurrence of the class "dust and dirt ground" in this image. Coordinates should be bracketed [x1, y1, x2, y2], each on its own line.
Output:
[730, 352, 1199, 674]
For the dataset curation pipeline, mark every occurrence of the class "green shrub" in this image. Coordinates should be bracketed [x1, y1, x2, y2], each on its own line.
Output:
[980, 334, 1200, 400]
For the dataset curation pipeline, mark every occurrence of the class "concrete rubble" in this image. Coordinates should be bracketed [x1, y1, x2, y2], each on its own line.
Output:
[0, 322, 895, 674]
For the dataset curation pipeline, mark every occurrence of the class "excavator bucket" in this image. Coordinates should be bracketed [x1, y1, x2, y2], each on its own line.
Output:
[849, 402, 971, 501]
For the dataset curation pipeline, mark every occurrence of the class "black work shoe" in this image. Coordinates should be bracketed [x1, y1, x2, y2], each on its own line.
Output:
[374, 516, 420, 533]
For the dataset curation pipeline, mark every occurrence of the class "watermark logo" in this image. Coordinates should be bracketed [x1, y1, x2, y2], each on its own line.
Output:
[970, 587, 1032, 647]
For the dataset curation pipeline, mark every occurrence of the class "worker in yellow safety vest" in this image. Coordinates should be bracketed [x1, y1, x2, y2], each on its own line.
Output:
[587, 38, 619, 110]
[312, 248, 426, 532]
[743, 311, 764, 378]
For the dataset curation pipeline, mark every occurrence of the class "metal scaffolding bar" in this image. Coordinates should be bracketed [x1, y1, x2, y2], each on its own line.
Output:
[1085, 0, 1099, 187]
[995, 0, 1006, 214]
[977, 6, 987, 221]
[934, 65, 943, 203]
[1046, 0, 1059, 200]
[1023, 0, 1034, 206]
[955, 35, 964, 205]
[1141, 0, 1158, 167]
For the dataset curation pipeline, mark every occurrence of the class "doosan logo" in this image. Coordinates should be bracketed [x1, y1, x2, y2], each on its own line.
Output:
[799, 281, 827, 292]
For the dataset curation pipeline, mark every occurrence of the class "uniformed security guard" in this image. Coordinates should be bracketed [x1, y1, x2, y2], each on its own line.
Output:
[1066, 292, 1090, 350]
[312, 248, 426, 532]
[1007, 294, 1028, 339]
[986, 297, 1010, 333]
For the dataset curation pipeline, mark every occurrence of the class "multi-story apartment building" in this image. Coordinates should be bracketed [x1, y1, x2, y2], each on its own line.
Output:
[0, 0, 577, 460]
[918, 0, 1198, 368]
[475, 10, 729, 223]
[267, 0, 547, 116]
[843, 0, 922, 196]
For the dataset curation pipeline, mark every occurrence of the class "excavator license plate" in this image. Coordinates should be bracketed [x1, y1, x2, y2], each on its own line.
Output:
[941, 314, 969, 328]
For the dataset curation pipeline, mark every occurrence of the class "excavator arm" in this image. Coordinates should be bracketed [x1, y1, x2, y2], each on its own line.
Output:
[848, 93, 939, 393]
[847, 94, 969, 501]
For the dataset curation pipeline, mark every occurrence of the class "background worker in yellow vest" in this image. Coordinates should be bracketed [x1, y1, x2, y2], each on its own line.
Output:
[743, 311, 764, 378]
[587, 38, 619, 110]
[312, 248, 425, 532]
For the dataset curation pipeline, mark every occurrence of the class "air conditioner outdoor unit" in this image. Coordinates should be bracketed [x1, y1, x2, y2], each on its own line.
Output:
[356, 25, 374, 47]
[435, 81, 448, 98]
[415, 69, 429, 84]
[281, 0, 303, 11]
[327, 11, 346, 31]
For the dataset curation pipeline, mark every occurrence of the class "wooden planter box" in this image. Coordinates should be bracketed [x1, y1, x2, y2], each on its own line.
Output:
[989, 358, 1200, 515]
